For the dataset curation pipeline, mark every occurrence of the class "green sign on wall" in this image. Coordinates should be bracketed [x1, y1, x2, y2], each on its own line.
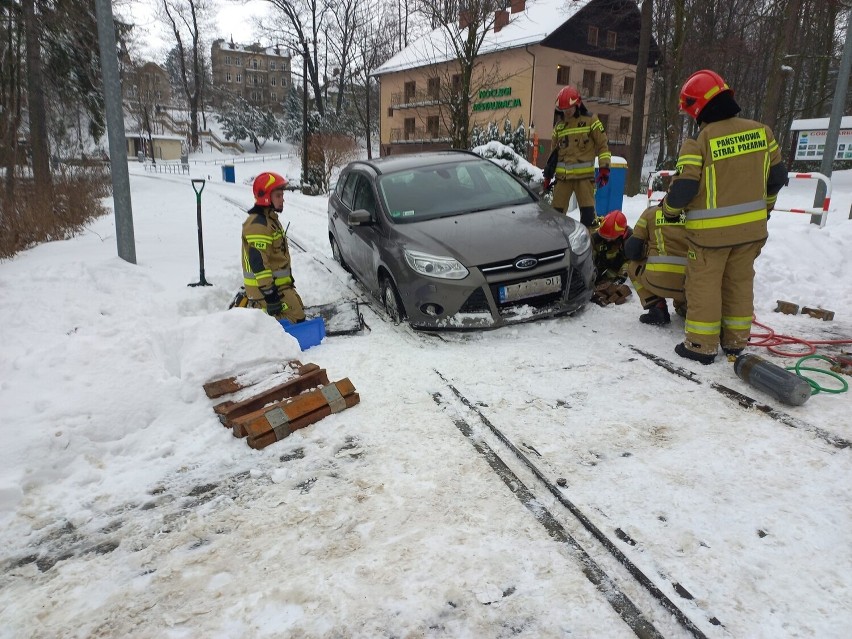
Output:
[473, 86, 521, 112]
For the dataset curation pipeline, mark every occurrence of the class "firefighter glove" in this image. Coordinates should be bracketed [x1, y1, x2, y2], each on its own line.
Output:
[595, 167, 610, 189]
[543, 177, 553, 192]
[266, 300, 283, 317]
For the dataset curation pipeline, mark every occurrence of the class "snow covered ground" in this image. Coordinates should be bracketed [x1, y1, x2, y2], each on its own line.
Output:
[1, 142, 850, 639]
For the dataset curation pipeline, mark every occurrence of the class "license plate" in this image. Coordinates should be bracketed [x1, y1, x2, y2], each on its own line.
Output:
[499, 275, 562, 303]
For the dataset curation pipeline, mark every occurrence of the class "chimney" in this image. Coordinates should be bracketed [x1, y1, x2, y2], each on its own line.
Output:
[459, 10, 472, 30]
[511, 0, 526, 13]
[494, 10, 509, 33]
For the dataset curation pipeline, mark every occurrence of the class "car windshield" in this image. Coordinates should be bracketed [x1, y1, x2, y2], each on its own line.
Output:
[377, 159, 534, 223]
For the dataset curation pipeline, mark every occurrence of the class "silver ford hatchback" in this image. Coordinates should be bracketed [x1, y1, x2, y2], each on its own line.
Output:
[328, 150, 594, 329]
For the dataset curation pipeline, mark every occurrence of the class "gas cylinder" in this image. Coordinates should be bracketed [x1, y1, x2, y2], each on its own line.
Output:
[734, 354, 812, 406]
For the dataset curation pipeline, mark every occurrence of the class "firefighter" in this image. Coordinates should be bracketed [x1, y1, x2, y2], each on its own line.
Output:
[662, 70, 787, 364]
[542, 86, 611, 227]
[624, 205, 689, 325]
[590, 210, 633, 306]
[241, 172, 306, 324]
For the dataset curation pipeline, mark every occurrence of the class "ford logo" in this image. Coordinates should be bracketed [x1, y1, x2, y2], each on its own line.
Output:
[515, 257, 538, 269]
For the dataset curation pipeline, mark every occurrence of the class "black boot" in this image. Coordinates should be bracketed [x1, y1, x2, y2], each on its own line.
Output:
[639, 301, 671, 325]
[675, 342, 716, 365]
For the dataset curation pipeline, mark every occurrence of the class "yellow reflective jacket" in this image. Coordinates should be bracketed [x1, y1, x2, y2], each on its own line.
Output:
[551, 112, 611, 181]
[663, 117, 783, 247]
[629, 206, 688, 295]
[241, 205, 295, 302]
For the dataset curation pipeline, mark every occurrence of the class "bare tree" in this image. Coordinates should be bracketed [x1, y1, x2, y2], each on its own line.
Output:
[626, 0, 653, 195]
[22, 0, 51, 201]
[415, 0, 510, 148]
[158, 0, 211, 149]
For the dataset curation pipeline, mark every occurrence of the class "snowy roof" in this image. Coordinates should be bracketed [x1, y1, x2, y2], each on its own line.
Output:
[790, 116, 852, 131]
[212, 38, 290, 58]
[373, 0, 591, 76]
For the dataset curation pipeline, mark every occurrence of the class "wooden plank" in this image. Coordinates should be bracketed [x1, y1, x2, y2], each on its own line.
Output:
[247, 393, 361, 450]
[202, 360, 305, 398]
[237, 379, 357, 441]
[214, 364, 327, 425]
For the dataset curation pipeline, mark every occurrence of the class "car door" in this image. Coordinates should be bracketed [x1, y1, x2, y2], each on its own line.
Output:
[329, 171, 359, 266]
[346, 173, 384, 291]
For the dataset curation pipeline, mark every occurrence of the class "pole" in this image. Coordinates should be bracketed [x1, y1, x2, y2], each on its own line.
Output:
[94, 0, 136, 264]
[302, 43, 309, 192]
[189, 179, 211, 287]
[812, 5, 852, 225]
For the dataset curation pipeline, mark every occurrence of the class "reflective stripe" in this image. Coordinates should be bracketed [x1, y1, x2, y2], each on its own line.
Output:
[647, 255, 687, 265]
[556, 126, 592, 136]
[677, 154, 703, 167]
[686, 319, 720, 335]
[722, 316, 752, 330]
[557, 161, 594, 171]
[686, 209, 766, 230]
[686, 199, 766, 220]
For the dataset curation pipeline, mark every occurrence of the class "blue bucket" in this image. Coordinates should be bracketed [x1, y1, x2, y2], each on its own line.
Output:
[278, 317, 326, 350]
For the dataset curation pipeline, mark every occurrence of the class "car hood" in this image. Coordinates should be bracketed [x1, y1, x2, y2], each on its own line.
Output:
[391, 203, 573, 266]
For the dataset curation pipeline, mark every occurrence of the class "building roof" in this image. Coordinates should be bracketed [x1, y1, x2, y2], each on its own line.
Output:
[212, 38, 290, 59]
[374, 0, 591, 76]
[790, 116, 852, 131]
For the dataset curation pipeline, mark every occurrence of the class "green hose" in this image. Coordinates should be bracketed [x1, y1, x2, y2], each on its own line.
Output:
[787, 355, 849, 395]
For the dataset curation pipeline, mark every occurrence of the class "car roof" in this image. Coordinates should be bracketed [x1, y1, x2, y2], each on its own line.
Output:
[345, 150, 483, 175]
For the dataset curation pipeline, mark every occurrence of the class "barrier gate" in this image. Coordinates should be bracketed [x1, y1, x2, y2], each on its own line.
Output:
[646, 170, 832, 228]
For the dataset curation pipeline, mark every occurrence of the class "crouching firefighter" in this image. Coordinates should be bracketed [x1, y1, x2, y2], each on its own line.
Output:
[241, 172, 306, 324]
[624, 205, 689, 325]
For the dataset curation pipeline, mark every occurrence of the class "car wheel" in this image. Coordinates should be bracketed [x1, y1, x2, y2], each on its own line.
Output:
[330, 235, 350, 273]
[381, 276, 405, 325]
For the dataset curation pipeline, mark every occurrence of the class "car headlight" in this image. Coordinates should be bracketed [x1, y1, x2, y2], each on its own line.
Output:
[403, 249, 469, 280]
[568, 222, 591, 255]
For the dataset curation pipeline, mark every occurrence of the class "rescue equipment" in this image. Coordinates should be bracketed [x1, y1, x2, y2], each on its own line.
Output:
[734, 354, 812, 406]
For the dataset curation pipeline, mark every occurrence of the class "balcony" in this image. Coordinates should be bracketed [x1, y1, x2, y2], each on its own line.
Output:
[390, 127, 451, 144]
[581, 82, 633, 106]
[390, 87, 443, 108]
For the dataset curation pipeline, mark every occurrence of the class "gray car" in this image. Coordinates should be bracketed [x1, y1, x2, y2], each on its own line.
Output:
[328, 150, 594, 329]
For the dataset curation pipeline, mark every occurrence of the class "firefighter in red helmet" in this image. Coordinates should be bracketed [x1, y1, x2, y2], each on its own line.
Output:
[662, 70, 787, 364]
[542, 85, 611, 227]
[240, 172, 306, 323]
[589, 210, 634, 306]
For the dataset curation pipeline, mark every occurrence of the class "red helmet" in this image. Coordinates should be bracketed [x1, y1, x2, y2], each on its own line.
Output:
[679, 69, 733, 120]
[555, 86, 582, 112]
[253, 172, 288, 206]
[598, 210, 629, 240]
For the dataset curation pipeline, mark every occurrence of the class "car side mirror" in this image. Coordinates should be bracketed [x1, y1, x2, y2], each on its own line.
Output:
[348, 209, 372, 226]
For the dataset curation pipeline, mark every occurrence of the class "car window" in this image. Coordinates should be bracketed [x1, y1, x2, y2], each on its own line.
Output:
[352, 176, 377, 216]
[378, 159, 533, 223]
[341, 172, 358, 209]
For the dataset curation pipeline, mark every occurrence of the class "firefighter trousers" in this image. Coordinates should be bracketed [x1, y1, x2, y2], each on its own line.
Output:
[682, 239, 765, 355]
[552, 177, 596, 226]
[627, 261, 686, 311]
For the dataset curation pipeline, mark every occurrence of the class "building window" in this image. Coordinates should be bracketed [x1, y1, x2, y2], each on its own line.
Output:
[236, 74, 242, 83]
[620, 116, 631, 135]
[427, 116, 440, 138]
[282, 77, 288, 87]
[623, 76, 635, 97]
[387, 107, 393, 118]
[582, 69, 596, 96]
[556, 65, 570, 85]
[452, 74, 462, 94]
[252, 59, 258, 69]
[225, 56, 231, 65]
[587, 26, 598, 46]
[253, 76, 258, 86]
[599, 113, 609, 131]
[404, 117, 416, 140]
[607, 31, 617, 49]
[235, 57, 242, 66]
[271, 92, 276, 101]
[404, 81, 416, 103]
[600, 73, 613, 99]
[270, 61, 276, 70]
[427, 77, 440, 100]
[226, 72, 232, 82]
[270, 77, 277, 86]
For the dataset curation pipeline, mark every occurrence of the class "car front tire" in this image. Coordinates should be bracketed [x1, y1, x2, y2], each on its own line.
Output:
[381, 276, 405, 325]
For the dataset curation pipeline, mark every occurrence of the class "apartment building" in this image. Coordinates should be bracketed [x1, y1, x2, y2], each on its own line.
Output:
[373, 0, 658, 166]
[122, 61, 172, 106]
[210, 38, 292, 112]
